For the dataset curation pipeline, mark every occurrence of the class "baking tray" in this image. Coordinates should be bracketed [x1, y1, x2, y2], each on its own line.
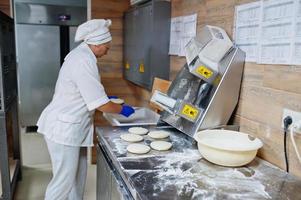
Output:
[103, 107, 160, 126]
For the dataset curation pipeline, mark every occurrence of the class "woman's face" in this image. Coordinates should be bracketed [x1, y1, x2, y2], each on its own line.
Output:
[91, 42, 111, 58]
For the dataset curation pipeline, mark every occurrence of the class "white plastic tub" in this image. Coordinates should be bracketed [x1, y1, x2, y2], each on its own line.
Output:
[194, 129, 263, 167]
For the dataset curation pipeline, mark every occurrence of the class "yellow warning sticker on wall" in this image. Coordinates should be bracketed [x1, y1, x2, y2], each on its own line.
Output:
[181, 104, 199, 120]
[196, 66, 213, 79]
[125, 62, 130, 70]
[139, 63, 145, 73]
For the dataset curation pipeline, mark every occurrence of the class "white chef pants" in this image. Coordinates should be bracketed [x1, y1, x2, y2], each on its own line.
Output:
[44, 137, 87, 200]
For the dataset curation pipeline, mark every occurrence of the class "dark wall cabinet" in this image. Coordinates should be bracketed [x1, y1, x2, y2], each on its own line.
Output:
[0, 11, 21, 200]
[123, 0, 171, 90]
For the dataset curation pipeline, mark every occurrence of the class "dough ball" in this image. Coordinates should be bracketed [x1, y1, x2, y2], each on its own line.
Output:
[150, 141, 172, 151]
[148, 130, 170, 139]
[120, 134, 143, 142]
[110, 98, 124, 104]
[127, 144, 150, 154]
[128, 127, 149, 135]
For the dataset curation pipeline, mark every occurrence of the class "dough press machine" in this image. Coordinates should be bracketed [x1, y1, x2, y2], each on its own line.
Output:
[151, 25, 246, 138]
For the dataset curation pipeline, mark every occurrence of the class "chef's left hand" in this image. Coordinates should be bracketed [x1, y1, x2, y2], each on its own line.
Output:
[119, 105, 135, 117]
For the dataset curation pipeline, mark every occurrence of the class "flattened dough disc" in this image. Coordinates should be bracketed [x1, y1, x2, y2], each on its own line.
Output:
[111, 98, 124, 104]
[127, 144, 150, 154]
[128, 127, 149, 135]
[120, 134, 143, 142]
[150, 141, 172, 151]
[148, 130, 170, 139]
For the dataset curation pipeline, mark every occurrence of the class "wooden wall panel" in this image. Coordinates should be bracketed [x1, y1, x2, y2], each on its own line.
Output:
[263, 65, 301, 94]
[241, 62, 264, 87]
[0, 0, 10, 16]
[171, 0, 301, 178]
[91, 0, 153, 164]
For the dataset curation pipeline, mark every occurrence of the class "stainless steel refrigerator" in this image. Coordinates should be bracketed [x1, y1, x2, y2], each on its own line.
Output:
[14, 1, 87, 128]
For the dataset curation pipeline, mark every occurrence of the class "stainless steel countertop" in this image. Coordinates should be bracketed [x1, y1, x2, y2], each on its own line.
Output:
[96, 126, 301, 200]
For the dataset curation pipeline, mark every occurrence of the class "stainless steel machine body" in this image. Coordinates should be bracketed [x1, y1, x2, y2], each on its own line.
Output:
[149, 25, 245, 138]
[14, 0, 87, 127]
[160, 47, 245, 138]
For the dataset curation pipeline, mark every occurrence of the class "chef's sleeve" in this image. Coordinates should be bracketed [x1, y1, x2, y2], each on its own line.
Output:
[72, 60, 109, 111]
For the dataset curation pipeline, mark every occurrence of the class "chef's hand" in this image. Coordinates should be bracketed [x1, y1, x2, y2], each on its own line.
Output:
[108, 96, 118, 99]
[119, 105, 135, 117]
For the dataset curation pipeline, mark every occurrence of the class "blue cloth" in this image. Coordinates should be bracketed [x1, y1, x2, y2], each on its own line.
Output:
[119, 105, 135, 117]
[108, 96, 118, 99]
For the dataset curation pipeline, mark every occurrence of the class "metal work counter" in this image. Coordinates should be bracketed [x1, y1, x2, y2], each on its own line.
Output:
[96, 126, 301, 200]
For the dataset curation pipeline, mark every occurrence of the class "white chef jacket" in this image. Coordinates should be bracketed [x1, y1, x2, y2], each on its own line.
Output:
[37, 42, 109, 146]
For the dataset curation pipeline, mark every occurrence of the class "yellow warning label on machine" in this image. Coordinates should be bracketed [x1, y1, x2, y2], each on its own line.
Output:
[125, 62, 130, 70]
[196, 66, 213, 79]
[181, 104, 199, 120]
[139, 63, 145, 73]
[213, 75, 222, 86]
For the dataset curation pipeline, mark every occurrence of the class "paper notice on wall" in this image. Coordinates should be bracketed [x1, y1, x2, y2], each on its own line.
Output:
[236, 43, 259, 62]
[179, 13, 197, 56]
[293, 43, 301, 64]
[258, 0, 295, 64]
[234, 0, 301, 65]
[234, 1, 261, 62]
[294, 0, 301, 64]
[169, 13, 197, 56]
[169, 17, 182, 55]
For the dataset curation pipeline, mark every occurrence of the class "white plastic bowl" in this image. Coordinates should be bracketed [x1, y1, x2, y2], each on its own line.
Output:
[194, 129, 263, 167]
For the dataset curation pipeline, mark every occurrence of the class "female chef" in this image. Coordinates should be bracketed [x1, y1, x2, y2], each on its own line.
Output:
[37, 19, 134, 200]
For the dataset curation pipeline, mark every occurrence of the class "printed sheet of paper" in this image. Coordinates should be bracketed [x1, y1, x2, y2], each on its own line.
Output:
[234, 1, 261, 62]
[293, 1, 301, 64]
[169, 14, 197, 56]
[234, 0, 301, 65]
[179, 13, 197, 56]
[169, 17, 182, 55]
[259, 0, 295, 65]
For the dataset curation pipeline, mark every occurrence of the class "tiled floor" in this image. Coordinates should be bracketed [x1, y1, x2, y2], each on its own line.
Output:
[14, 164, 96, 200]
[13, 132, 96, 200]
[20, 132, 51, 166]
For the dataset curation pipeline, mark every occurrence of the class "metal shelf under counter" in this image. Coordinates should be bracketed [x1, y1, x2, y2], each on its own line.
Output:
[96, 126, 301, 200]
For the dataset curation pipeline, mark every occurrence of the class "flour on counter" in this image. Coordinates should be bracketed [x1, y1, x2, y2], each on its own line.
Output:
[156, 149, 201, 167]
[112, 137, 128, 155]
[152, 150, 271, 199]
[107, 128, 271, 199]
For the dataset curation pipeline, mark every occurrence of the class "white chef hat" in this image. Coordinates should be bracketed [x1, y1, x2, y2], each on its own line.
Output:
[75, 19, 112, 45]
